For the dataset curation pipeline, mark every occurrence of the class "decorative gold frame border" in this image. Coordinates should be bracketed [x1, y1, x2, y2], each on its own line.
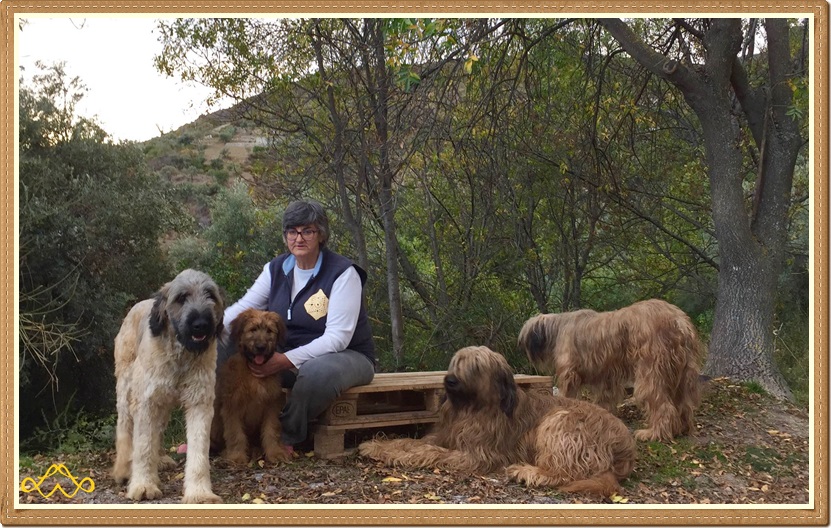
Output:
[1, 2, 827, 525]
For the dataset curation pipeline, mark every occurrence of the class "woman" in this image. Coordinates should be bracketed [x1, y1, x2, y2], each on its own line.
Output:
[220, 199, 376, 452]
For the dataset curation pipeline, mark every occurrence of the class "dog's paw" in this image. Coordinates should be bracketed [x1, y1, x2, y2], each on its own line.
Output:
[505, 463, 542, 486]
[224, 450, 250, 466]
[111, 465, 131, 485]
[357, 440, 381, 458]
[182, 491, 222, 504]
[634, 428, 669, 442]
[158, 455, 178, 470]
[126, 481, 163, 501]
[264, 445, 292, 464]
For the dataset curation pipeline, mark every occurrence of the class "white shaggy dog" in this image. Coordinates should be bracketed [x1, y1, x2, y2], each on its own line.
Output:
[111, 269, 224, 503]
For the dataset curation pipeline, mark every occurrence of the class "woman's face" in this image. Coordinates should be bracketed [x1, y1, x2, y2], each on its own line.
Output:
[284, 224, 321, 261]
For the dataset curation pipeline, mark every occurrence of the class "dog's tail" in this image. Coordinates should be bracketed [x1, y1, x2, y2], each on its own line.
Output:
[557, 471, 622, 496]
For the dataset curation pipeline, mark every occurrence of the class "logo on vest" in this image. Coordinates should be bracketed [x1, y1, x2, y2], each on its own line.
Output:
[304, 289, 329, 320]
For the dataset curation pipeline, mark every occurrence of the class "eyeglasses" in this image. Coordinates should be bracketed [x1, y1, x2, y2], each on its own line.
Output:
[284, 228, 318, 241]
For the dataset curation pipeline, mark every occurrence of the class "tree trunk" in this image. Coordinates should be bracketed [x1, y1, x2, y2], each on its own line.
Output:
[707, 251, 792, 399]
[368, 19, 406, 367]
[310, 21, 369, 270]
[598, 18, 800, 400]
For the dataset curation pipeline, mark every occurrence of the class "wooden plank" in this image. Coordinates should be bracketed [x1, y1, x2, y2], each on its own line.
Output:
[333, 372, 552, 394]
[340, 372, 446, 393]
[283, 372, 552, 395]
[314, 410, 439, 432]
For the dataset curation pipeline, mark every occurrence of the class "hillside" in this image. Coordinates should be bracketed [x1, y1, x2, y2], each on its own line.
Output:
[142, 103, 267, 187]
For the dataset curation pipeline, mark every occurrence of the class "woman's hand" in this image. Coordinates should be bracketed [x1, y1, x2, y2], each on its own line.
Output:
[249, 352, 295, 378]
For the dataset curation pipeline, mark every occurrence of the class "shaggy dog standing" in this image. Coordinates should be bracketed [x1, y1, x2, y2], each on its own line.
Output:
[359, 346, 636, 496]
[112, 269, 224, 503]
[211, 308, 291, 465]
[517, 299, 702, 441]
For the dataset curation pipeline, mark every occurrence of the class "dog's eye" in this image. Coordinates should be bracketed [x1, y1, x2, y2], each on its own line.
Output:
[175, 292, 188, 304]
[205, 289, 218, 302]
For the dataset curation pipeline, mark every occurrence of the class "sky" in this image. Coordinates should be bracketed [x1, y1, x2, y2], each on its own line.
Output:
[16, 16, 226, 143]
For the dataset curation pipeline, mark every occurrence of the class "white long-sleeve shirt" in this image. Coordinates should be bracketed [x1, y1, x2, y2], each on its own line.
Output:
[222, 260, 362, 368]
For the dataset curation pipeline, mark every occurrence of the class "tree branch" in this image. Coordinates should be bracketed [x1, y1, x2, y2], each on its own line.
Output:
[597, 18, 700, 94]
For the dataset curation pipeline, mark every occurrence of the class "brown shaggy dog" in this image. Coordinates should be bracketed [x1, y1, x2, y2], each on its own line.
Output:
[517, 299, 702, 442]
[112, 269, 224, 503]
[359, 346, 636, 496]
[210, 309, 291, 465]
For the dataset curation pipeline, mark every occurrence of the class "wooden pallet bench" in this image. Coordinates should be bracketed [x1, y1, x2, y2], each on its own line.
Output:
[290, 371, 553, 459]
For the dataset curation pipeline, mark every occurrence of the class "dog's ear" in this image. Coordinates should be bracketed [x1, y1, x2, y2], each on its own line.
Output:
[498, 368, 518, 418]
[149, 288, 169, 337]
[269, 312, 287, 346]
[229, 309, 250, 343]
[212, 285, 227, 337]
[526, 321, 548, 362]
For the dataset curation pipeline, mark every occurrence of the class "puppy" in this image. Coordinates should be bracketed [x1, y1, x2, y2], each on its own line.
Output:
[211, 308, 291, 464]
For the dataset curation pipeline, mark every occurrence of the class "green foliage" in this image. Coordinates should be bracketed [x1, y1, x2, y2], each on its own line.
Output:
[20, 395, 117, 454]
[168, 181, 283, 301]
[218, 125, 236, 143]
[18, 62, 176, 438]
[151, 17, 806, 384]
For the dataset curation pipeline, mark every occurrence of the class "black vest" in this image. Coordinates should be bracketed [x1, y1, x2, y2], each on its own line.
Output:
[267, 249, 375, 362]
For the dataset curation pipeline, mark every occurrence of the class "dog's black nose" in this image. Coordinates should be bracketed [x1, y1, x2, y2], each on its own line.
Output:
[191, 319, 210, 336]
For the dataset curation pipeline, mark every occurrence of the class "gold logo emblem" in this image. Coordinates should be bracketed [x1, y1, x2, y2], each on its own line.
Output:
[20, 463, 95, 499]
[304, 289, 329, 321]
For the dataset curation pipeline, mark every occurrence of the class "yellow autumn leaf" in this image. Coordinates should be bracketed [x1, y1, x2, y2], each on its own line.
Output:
[251, 498, 265, 504]
[464, 54, 478, 74]
[610, 494, 629, 504]
[382, 477, 403, 483]
[424, 492, 441, 501]
[241, 493, 251, 501]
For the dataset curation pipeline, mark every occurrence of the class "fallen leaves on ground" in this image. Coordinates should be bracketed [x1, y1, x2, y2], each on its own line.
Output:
[18, 378, 809, 505]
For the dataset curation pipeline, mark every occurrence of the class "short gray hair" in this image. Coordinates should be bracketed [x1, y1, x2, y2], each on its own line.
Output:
[282, 199, 330, 247]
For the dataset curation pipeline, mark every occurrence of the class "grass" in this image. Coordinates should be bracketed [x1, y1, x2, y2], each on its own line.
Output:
[632, 439, 701, 487]
[741, 381, 767, 395]
[743, 446, 780, 473]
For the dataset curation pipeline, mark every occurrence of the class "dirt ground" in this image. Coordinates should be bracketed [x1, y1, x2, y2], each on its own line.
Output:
[18, 378, 810, 507]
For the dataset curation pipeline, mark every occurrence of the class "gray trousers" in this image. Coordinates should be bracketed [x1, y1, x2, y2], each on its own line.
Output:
[279, 350, 375, 445]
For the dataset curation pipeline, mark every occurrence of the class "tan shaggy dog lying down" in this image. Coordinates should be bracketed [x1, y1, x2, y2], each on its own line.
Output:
[359, 346, 636, 496]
